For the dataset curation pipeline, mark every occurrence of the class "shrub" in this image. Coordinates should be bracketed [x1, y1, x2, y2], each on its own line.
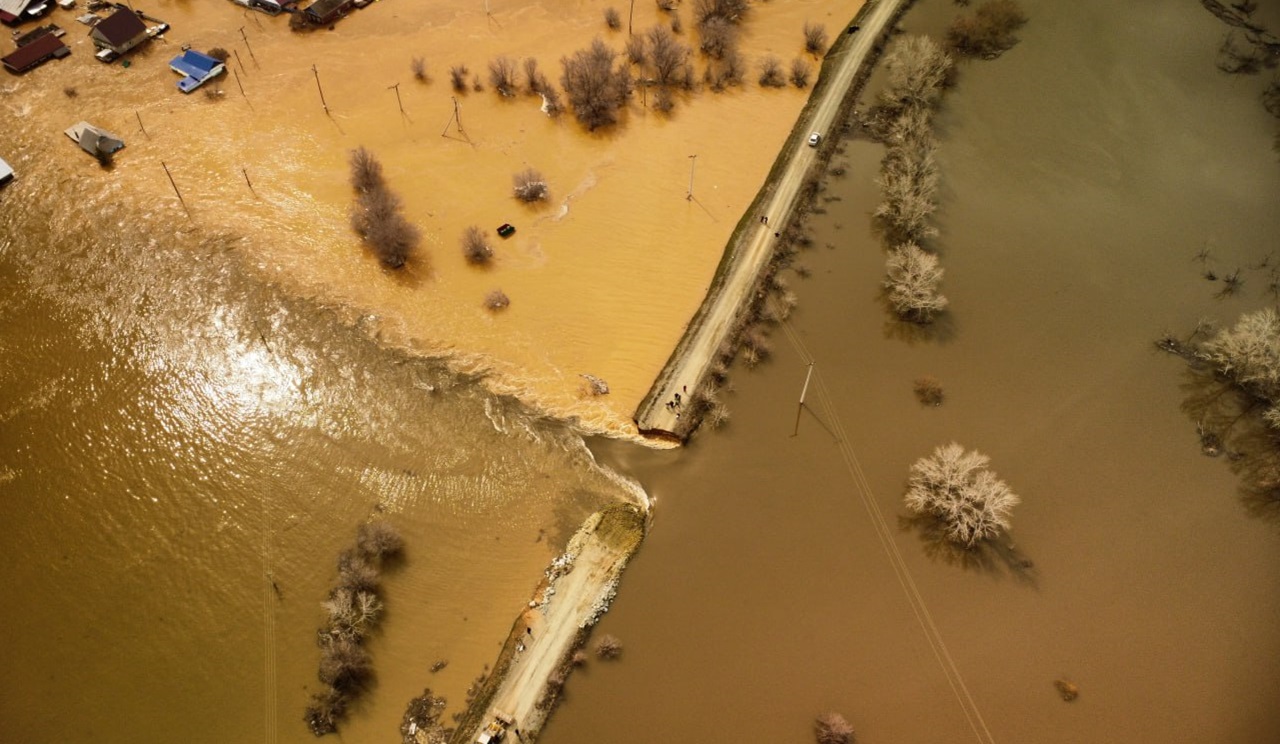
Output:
[814, 712, 855, 744]
[625, 34, 647, 65]
[884, 243, 947, 323]
[289, 11, 310, 32]
[671, 12, 683, 34]
[946, 0, 1028, 58]
[542, 84, 564, 116]
[595, 634, 623, 659]
[693, 0, 747, 26]
[208, 47, 230, 62]
[461, 226, 493, 264]
[513, 168, 550, 202]
[803, 22, 828, 55]
[790, 57, 812, 88]
[489, 55, 518, 97]
[411, 56, 427, 81]
[357, 520, 404, 561]
[450, 64, 469, 92]
[904, 442, 1020, 547]
[484, 290, 510, 310]
[653, 85, 675, 113]
[560, 38, 630, 130]
[913, 376, 945, 406]
[62, 85, 77, 98]
[348, 146, 383, 192]
[758, 55, 787, 87]
[604, 6, 622, 30]
[1196, 307, 1280, 403]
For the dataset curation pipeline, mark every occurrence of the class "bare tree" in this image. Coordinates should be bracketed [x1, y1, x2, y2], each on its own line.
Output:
[561, 38, 630, 130]
[1197, 307, 1280, 403]
[489, 55, 519, 97]
[904, 442, 1020, 547]
[814, 712, 855, 744]
[653, 84, 675, 113]
[758, 55, 787, 87]
[885, 243, 947, 323]
[604, 6, 622, 29]
[449, 64, 469, 92]
[946, 0, 1029, 58]
[513, 168, 550, 202]
[348, 146, 383, 192]
[542, 83, 564, 116]
[790, 57, 812, 88]
[648, 25, 692, 87]
[411, 56, 427, 82]
[803, 21, 828, 55]
[881, 35, 953, 111]
[462, 226, 493, 264]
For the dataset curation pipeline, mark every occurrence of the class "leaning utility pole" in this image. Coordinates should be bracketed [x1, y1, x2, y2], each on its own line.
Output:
[388, 82, 404, 114]
[686, 154, 697, 201]
[239, 27, 259, 68]
[312, 65, 329, 114]
[161, 161, 190, 217]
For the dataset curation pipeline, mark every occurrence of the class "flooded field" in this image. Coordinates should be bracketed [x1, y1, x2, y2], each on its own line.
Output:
[0, 0, 863, 432]
[541, 0, 1280, 742]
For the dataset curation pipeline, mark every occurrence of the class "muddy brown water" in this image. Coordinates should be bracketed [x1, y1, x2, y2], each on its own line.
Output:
[541, 0, 1280, 743]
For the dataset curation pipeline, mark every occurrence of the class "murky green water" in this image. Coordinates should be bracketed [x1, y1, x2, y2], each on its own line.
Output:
[542, 0, 1280, 742]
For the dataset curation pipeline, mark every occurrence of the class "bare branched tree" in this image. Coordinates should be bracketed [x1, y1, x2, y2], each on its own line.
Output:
[803, 21, 828, 55]
[356, 520, 404, 561]
[523, 57, 544, 94]
[693, 0, 747, 26]
[648, 24, 692, 87]
[462, 226, 494, 264]
[884, 243, 947, 323]
[489, 55, 519, 97]
[905, 442, 1020, 547]
[626, 34, 647, 65]
[698, 16, 738, 59]
[881, 35, 953, 111]
[561, 38, 630, 130]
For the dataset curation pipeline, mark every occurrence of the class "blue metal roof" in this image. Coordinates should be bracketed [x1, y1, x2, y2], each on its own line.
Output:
[169, 50, 224, 93]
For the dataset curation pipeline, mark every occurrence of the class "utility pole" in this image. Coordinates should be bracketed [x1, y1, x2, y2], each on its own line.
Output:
[233, 68, 246, 98]
[442, 95, 463, 136]
[161, 161, 190, 217]
[686, 154, 697, 201]
[312, 65, 329, 115]
[792, 362, 815, 437]
[388, 82, 404, 114]
[135, 110, 149, 139]
[233, 48, 247, 75]
[239, 27, 259, 68]
[628, 0, 635, 35]
[242, 167, 256, 197]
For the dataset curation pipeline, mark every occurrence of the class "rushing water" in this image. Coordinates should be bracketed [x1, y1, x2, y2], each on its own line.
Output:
[542, 0, 1280, 742]
[0, 160, 643, 742]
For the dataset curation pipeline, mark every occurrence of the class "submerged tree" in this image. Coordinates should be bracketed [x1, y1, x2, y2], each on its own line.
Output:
[814, 712, 856, 744]
[946, 0, 1029, 58]
[513, 167, 550, 202]
[905, 443, 1020, 547]
[884, 243, 947, 323]
[561, 38, 631, 130]
[348, 147, 420, 269]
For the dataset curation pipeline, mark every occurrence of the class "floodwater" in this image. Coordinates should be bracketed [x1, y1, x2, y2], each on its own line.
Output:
[542, 1, 1280, 743]
[0, 0, 863, 433]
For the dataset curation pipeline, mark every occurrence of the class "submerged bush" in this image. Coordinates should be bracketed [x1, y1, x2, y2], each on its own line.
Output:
[513, 168, 550, 202]
[814, 712, 855, 744]
[347, 147, 420, 269]
[946, 0, 1028, 58]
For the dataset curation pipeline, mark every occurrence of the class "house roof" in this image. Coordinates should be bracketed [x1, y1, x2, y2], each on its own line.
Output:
[1, 32, 68, 72]
[0, 0, 32, 16]
[170, 49, 220, 76]
[306, 0, 352, 18]
[92, 7, 146, 46]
